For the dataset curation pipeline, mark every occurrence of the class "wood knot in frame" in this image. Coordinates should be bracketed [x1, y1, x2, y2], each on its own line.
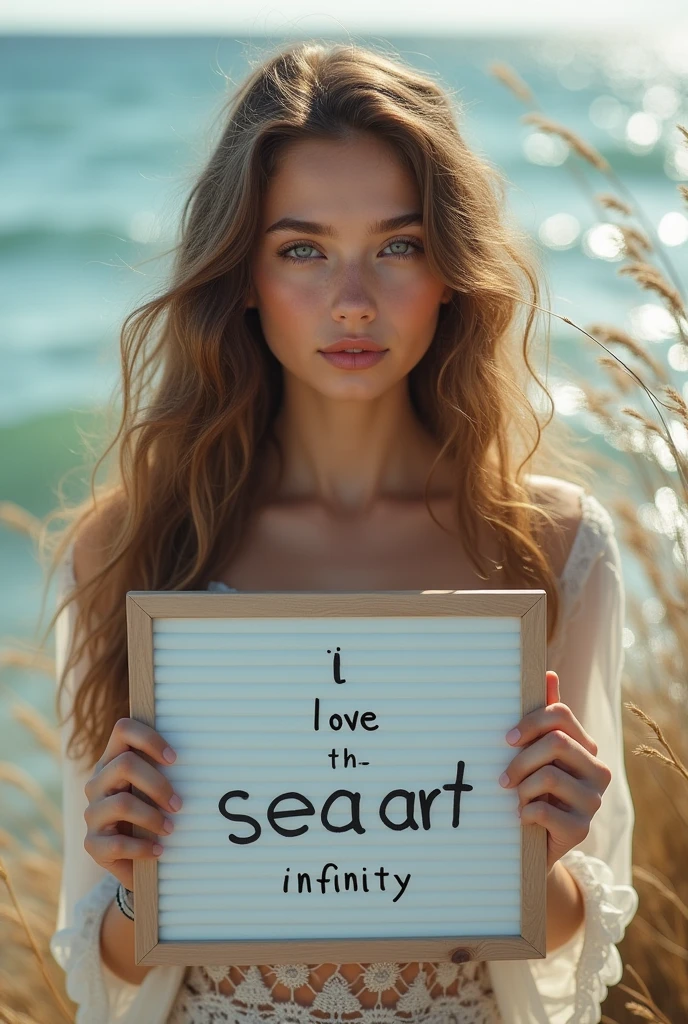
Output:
[450, 948, 471, 964]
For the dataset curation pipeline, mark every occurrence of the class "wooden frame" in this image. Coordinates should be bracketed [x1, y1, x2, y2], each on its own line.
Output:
[126, 589, 547, 966]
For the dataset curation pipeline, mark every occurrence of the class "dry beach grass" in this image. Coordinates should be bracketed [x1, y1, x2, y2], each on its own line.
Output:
[1, 55, 687, 1024]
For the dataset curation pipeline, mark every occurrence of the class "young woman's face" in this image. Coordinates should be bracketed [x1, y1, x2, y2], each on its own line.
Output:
[246, 132, 452, 402]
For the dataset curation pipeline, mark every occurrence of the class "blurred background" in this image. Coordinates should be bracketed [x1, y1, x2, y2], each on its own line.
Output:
[1, 2, 688, 1020]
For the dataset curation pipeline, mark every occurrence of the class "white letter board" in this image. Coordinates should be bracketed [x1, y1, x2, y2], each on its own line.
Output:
[126, 589, 547, 967]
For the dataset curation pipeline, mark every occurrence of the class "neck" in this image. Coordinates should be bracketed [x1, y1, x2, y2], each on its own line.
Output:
[266, 373, 451, 516]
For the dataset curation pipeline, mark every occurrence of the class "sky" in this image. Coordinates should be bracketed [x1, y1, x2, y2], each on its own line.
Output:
[2, 0, 688, 36]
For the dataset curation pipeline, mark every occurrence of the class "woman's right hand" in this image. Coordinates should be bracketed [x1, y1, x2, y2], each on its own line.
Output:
[83, 717, 183, 891]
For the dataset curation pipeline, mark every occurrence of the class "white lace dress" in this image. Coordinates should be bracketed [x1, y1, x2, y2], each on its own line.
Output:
[50, 485, 639, 1024]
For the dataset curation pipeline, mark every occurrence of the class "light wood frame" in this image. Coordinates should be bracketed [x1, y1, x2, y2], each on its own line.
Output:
[126, 589, 547, 966]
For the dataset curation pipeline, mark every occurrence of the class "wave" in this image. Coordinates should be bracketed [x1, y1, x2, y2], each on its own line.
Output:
[0, 221, 153, 254]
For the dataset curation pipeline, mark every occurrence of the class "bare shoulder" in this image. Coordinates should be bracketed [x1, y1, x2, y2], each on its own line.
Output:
[525, 474, 585, 580]
[72, 490, 128, 590]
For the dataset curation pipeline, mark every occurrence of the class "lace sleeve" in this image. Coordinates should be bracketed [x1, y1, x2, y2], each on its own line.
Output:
[48, 544, 184, 1023]
[529, 492, 639, 1023]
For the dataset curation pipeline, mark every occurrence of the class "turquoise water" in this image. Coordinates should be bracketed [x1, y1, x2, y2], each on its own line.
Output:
[1, 34, 686, 838]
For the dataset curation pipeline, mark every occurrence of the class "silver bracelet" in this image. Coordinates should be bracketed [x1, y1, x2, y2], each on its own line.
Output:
[115, 882, 135, 921]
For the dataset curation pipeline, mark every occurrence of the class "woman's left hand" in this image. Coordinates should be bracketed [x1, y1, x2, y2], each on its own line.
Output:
[500, 670, 612, 872]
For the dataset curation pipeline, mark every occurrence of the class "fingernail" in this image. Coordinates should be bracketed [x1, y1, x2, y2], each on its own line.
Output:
[163, 817, 175, 834]
[169, 794, 183, 811]
[152, 843, 164, 855]
[499, 771, 510, 788]
[163, 747, 177, 764]
[506, 728, 521, 744]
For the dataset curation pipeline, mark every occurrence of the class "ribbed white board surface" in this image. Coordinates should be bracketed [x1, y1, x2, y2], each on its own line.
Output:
[154, 616, 521, 941]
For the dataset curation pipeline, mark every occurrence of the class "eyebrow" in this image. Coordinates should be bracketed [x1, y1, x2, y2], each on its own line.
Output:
[265, 212, 423, 237]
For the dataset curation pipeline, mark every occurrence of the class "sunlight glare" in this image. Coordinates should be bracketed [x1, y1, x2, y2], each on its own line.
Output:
[538, 213, 580, 249]
[658, 211, 688, 246]
[582, 223, 625, 261]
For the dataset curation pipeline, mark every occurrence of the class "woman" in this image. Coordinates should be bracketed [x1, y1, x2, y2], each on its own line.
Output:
[45, 40, 638, 1024]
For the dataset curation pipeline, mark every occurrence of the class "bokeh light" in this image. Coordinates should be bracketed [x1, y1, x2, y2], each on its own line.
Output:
[641, 597, 666, 624]
[538, 212, 580, 249]
[657, 211, 688, 246]
[668, 343, 688, 371]
[642, 84, 680, 119]
[628, 303, 682, 342]
[551, 381, 586, 415]
[582, 222, 625, 260]
[523, 130, 569, 166]
[625, 111, 661, 152]
[665, 140, 688, 180]
[589, 94, 626, 130]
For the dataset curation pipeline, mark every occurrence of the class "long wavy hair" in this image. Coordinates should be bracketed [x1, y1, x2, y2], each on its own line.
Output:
[38, 39, 593, 769]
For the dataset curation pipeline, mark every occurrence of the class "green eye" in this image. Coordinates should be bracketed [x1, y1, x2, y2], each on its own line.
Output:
[280, 244, 320, 261]
[382, 239, 424, 259]
[277, 237, 424, 264]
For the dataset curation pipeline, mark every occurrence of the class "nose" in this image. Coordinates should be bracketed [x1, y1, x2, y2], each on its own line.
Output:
[331, 264, 376, 324]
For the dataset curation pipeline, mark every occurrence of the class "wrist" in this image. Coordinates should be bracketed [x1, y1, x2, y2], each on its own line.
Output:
[545, 858, 586, 952]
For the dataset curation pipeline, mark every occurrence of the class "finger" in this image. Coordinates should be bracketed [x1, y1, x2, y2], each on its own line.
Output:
[84, 831, 164, 874]
[91, 717, 177, 778]
[86, 748, 182, 816]
[546, 670, 560, 707]
[501, 729, 609, 790]
[85, 790, 176, 838]
[505, 701, 598, 757]
[516, 764, 602, 818]
[519, 799, 590, 845]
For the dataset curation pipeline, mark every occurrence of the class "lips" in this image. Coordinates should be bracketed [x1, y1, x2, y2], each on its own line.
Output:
[318, 349, 388, 370]
[318, 338, 388, 353]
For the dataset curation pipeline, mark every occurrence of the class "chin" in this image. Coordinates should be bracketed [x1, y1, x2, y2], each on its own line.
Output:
[314, 377, 396, 401]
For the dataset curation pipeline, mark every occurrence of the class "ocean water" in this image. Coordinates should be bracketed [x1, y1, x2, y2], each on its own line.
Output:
[0, 33, 687, 838]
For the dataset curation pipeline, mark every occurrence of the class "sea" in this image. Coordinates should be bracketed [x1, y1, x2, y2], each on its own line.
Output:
[0, 32, 687, 840]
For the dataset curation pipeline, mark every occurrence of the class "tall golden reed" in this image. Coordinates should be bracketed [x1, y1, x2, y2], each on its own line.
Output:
[489, 58, 688, 1021]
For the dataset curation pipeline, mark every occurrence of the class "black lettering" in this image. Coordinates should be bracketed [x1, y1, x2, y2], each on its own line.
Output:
[343, 748, 357, 768]
[418, 788, 442, 830]
[321, 789, 365, 834]
[360, 712, 378, 731]
[316, 862, 339, 892]
[267, 792, 316, 837]
[218, 790, 261, 845]
[329, 713, 343, 731]
[393, 873, 411, 902]
[374, 866, 389, 891]
[344, 871, 358, 892]
[313, 697, 320, 731]
[283, 867, 290, 892]
[297, 871, 312, 893]
[443, 760, 474, 828]
[379, 789, 419, 831]
[334, 648, 346, 684]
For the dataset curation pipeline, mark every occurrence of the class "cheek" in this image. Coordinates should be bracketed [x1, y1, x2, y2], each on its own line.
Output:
[388, 275, 446, 338]
[260, 271, 321, 321]
[253, 271, 322, 356]
[254, 255, 318, 304]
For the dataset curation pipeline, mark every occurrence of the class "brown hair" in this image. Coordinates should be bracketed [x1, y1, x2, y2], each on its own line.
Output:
[38, 39, 592, 769]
